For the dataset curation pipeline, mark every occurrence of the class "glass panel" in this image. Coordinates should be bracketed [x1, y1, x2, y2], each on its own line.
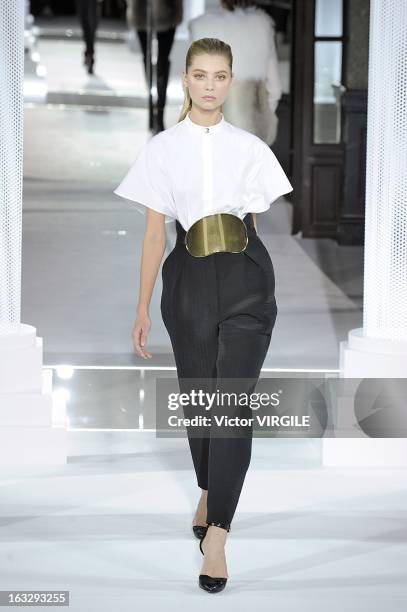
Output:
[313, 41, 343, 143]
[315, 0, 343, 37]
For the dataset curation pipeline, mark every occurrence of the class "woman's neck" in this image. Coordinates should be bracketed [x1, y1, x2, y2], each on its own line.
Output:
[188, 108, 223, 127]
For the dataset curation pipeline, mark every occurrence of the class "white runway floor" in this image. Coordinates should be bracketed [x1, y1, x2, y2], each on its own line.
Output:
[1, 436, 406, 610]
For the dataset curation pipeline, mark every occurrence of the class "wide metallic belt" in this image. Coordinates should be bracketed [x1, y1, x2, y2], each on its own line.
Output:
[185, 213, 248, 257]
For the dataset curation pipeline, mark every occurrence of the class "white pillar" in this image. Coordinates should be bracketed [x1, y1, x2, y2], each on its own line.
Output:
[325, 0, 407, 467]
[340, 0, 407, 378]
[0, 0, 66, 466]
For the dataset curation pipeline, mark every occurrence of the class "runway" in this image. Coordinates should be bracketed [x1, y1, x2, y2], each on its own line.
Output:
[0, 439, 406, 610]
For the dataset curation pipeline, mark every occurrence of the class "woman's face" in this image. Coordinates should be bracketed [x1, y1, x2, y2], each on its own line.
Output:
[183, 53, 233, 112]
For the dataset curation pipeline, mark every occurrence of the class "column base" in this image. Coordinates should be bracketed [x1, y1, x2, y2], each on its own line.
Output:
[326, 328, 407, 467]
[0, 324, 67, 467]
[340, 328, 407, 377]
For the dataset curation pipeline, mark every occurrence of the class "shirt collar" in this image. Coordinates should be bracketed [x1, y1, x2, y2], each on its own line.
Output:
[184, 111, 225, 134]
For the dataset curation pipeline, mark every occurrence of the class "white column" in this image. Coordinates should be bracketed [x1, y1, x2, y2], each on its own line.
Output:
[0, 0, 66, 466]
[324, 0, 407, 467]
[340, 0, 407, 378]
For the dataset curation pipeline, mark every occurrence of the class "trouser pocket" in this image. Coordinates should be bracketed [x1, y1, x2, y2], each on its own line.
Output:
[244, 238, 274, 275]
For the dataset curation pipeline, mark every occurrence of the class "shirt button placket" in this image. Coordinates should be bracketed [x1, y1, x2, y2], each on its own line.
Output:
[202, 127, 212, 217]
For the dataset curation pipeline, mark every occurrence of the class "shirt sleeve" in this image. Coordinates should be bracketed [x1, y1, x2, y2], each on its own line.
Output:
[113, 137, 176, 224]
[246, 140, 293, 213]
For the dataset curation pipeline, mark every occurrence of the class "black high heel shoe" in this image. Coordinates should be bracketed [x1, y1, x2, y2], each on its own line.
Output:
[198, 522, 231, 593]
[192, 524, 208, 540]
[84, 52, 94, 75]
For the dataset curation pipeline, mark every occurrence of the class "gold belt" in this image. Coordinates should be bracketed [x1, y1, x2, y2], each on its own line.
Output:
[185, 213, 248, 257]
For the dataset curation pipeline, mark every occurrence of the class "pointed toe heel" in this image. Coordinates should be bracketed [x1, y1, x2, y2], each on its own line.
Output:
[198, 521, 231, 592]
[192, 524, 208, 540]
[199, 574, 227, 593]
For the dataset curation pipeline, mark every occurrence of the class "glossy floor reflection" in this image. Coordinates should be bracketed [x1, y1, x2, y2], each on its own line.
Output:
[48, 366, 337, 434]
[0, 452, 406, 610]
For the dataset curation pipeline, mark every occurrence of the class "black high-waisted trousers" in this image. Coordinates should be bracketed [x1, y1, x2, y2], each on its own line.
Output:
[160, 212, 277, 528]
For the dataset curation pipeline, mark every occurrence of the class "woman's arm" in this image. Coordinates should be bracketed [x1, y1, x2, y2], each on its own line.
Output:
[132, 209, 167, 359]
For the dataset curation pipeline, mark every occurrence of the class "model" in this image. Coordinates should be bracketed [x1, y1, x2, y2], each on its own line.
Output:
[114, 37, 293, 594]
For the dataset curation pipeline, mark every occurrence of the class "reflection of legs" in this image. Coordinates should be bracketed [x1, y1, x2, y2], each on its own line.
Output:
[135, 29, 154, 128]
[76, 0, 98, 74]
[136, 27, 175, 131]
[206, 315, 272, 527]
[135, 29, 147, 74]
[76, 0, 98, 56]
[156, 28, 175, 130]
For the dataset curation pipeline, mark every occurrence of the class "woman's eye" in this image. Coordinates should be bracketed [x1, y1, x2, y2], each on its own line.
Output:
[193, 74, 226, 80]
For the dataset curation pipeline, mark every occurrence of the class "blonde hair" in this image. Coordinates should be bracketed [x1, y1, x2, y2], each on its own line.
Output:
[178, 38, 233, 122]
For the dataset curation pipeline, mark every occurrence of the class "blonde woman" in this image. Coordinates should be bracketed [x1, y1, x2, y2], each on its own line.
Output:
[114, 38, 292, 593]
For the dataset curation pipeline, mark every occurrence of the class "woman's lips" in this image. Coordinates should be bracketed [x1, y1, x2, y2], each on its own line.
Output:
[203, 96, 216, 100]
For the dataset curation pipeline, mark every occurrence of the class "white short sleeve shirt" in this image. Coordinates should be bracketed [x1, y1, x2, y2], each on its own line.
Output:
[113, 111, 293, 231]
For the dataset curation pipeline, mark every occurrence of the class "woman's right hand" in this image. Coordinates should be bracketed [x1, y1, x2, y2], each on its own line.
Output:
[132, 313, 152, 359]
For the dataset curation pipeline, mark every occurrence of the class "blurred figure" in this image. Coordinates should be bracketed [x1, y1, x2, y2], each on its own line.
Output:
[189, 0, 281, 145]
[76, 0, 102, 74]
[127, 0, 183, 133]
